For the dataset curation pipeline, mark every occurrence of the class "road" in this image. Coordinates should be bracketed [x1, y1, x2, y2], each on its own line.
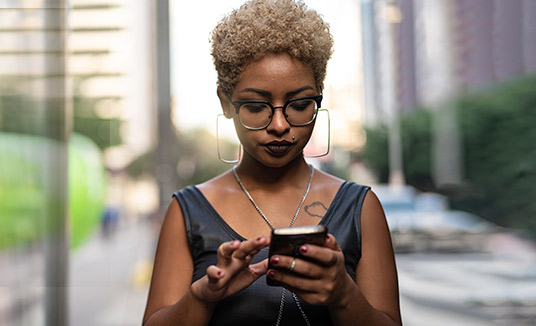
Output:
[397, 232, 536, 326]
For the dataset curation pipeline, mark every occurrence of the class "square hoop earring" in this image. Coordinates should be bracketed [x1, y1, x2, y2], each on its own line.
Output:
[216, 114, 242, 164]
[305, 108, 330, 158]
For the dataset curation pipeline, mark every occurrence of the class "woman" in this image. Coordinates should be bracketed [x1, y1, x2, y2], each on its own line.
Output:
[143, 0, 401, 325]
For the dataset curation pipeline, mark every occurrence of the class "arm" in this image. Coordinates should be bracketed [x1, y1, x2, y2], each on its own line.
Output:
[143, 199, 270, 326]
[142, 199, 214, 325]
[330, 190, 401, 325]
[267, 190, 401, 325]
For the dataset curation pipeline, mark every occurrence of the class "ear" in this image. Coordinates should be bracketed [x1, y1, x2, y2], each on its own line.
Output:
[217, 89, 233, 119]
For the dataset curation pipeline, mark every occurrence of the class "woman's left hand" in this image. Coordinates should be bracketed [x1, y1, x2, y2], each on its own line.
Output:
[266, 234, 356, 308]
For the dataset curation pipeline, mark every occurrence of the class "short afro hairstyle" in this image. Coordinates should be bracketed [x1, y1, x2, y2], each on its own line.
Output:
[211, 0, 334, 96]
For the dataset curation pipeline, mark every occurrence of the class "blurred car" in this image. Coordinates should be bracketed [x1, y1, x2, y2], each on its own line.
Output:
[372, 184, 417, 213]
[372, 184, 496, 252]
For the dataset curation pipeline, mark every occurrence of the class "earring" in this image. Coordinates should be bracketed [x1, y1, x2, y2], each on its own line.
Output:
[216, 114, 242, 164]
[305, 108, 331, 158]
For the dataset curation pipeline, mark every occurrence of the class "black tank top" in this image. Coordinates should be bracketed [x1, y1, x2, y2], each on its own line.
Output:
[173, 181, 369, 326]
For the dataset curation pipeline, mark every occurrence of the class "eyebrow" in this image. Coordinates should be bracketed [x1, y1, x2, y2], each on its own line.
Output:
[238, 86, 315, 99]
[287, 86, 315, 98]
[238, 88, 272, 97]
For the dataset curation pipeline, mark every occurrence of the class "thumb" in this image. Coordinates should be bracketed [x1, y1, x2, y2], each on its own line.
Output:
[249, 259, 269, 276]
[325, 234, 342, 252]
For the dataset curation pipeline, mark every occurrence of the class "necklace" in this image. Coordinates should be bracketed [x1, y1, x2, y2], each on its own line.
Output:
[232, 165, 314, 229]
[232, 164, 314, 326]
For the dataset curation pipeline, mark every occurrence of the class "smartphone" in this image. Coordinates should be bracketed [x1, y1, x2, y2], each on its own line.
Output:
[267, 225, 327, 286]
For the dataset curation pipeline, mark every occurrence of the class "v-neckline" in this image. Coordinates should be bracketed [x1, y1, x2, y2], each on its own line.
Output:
[191, 181, 350, 240]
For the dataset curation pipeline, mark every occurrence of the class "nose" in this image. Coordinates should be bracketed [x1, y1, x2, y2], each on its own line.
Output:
[266, 106, 290, 134]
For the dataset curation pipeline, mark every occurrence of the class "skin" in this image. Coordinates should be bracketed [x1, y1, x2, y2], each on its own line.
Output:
[143, 52, 402, 326]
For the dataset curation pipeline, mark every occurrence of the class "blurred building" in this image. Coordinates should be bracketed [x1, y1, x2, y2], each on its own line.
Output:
[0, 2, 158, 325]
[69, 0, 155, 165]
[363, 0, 536, 121]
[319, 0, 367, 153]
[360, 0, 536, 185]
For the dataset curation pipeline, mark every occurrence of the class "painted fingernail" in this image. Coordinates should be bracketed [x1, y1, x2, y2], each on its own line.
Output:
[257, 236, 264, 242]
[217, 270, 223, 277]
[267, 270, 275, 279]
[300, 246, 308, 254]
[271, 257, 280, 264]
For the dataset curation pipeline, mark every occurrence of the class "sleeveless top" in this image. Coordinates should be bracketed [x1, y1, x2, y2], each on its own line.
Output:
[173, 181, 369, 326]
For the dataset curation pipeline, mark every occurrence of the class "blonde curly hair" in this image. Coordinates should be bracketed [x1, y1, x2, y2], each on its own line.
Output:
[211, 0, 334, 96]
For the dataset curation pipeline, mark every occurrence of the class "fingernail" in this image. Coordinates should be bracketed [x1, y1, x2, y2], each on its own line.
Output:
[257, 236, 264, 242]
[267, 270, 275, 279]
[300, 246, 308, 254]
[217, 270, 222, 277]
[271, 257, 280, 264]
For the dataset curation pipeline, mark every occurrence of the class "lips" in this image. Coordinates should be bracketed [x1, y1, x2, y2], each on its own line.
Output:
[265, 140, 293, 155]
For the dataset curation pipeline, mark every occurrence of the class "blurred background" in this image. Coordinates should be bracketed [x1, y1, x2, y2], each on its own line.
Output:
[1, 0, 535, 325]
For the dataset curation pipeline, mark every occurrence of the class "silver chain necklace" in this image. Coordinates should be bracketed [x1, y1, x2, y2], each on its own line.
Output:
[232, 165, 314, 326]
[232, 165, 314, 229]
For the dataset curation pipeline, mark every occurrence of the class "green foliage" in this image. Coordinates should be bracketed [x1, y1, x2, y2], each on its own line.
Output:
[454, 75, 536, 236]
[0, 133, 107, 250]
[362, 75, 536, 238]
[72, 95, 123, 150]
[362, 110, 433, 187]
[0, 77, 116, 249]
[126, 128, 234, 187]
[68, 133, 108, 248]
[183, 129, 238, 185]
[362, 124, 389, 182]
[399, 109, 433, 190]
[0, 81, 123, 151]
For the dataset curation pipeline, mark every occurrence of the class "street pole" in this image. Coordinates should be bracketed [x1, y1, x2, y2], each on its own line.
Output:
[383, 0, 405, 186]
[153, 0, 179, 210]
[43, 1, 70, 325]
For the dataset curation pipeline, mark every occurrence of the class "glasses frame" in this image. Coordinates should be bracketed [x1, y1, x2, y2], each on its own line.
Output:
[230, 94, 323, 130]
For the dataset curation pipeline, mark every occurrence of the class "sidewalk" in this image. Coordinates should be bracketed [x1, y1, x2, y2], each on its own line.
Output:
[69, 219, 157, 326]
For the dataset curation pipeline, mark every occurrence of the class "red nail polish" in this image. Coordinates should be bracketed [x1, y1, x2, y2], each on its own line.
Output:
[257, 236, 264, 242]
[217, 270, 222, 277]
[271, 257, 280, 264]
[300, 246, 308, 254]
[267, 270, 275, 278]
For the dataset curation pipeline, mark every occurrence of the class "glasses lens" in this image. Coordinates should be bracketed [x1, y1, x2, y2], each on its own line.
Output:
[238, 103, 272, 129]
[286, 99, 317, 126]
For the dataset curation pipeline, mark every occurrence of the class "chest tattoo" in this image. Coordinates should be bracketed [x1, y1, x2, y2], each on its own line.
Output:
[304, 201, 328, 218]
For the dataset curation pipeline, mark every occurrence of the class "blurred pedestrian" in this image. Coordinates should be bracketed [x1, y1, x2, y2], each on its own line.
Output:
[143, 0, 400, 325]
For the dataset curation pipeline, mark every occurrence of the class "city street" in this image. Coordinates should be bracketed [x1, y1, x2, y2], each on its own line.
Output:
[397, 232, 536, 326]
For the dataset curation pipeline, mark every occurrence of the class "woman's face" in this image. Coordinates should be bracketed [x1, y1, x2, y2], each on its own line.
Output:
[221, 52, 319, 168]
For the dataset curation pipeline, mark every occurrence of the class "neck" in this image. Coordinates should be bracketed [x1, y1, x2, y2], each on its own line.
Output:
[234, 154, 311, 187]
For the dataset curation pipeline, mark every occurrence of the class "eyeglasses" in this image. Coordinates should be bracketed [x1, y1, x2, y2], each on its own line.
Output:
[230, 95, 323, 130]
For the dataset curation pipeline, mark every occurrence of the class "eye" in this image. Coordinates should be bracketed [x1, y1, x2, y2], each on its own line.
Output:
[288, 99, 314, 111]
[242, 103, 268, 113]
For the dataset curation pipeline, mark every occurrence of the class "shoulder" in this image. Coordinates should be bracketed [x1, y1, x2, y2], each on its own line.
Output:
[362, 189, 384, 215]
[311, 168, 345, 193]
[195, 169, 240, 206]
[360, 189, 390, 245]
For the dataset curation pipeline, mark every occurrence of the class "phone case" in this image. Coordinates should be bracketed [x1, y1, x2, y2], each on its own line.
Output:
[267, 225, 327, 286]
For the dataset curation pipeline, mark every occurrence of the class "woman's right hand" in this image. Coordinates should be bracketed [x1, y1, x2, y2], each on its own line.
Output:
[190, 236, 270, 304]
